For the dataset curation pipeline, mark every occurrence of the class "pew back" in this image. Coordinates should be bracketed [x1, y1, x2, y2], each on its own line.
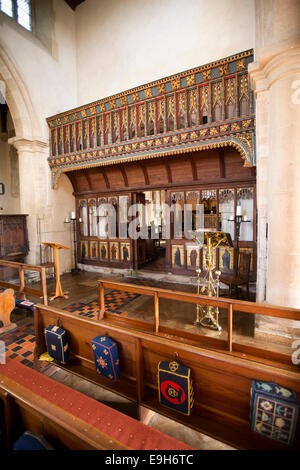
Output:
[0, 360, 193, 450]
[34, 304, 300, 450]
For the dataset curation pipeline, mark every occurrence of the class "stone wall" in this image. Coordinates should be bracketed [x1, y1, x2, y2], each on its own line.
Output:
[75, 0, 255, 105]
[0, 0, 78, 272]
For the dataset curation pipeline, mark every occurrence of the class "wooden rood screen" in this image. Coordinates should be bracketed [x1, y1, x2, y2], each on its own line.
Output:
[0, 260, 48, 305]
[35, 282, 300, 450]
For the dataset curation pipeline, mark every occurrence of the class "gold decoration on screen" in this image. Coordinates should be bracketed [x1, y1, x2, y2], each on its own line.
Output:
[158, 84, 165, 94]
[219, 64, 229, 76]
[65, 125, 70, 142]
[242, 119, 252, 128]
[171, 78, 180, 90]
[187, 74, 195, 86]
[145, 88, 152, 99]
[202, 69, 211, 81]
[231, 122, 240, 131]
[237, 59, 246, 70]
[91, 118, 96, 135]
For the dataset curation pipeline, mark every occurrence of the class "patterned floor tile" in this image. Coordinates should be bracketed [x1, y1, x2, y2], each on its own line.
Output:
[1, 323, 51, 372]
[65, 289, 140, 318]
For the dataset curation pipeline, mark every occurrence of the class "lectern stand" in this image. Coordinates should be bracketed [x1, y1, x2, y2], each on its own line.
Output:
[42, 242, 70, 301]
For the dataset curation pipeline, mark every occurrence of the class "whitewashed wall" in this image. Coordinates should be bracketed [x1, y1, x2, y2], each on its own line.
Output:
[75, 0, 255, 105]
[0, 0, 78, 272]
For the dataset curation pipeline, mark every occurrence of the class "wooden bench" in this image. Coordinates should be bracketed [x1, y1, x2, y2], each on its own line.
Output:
[0, 260, 48, 334]
[0, 359, 194, 450]
[0, 260, 48, 306]
[34, 301, 300, 450]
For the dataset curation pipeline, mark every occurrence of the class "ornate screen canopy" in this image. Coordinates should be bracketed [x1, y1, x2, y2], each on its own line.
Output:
[47, 49, 255, 188]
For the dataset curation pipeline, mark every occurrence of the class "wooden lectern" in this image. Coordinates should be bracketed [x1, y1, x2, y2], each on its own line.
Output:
[42, 242, 70, 301]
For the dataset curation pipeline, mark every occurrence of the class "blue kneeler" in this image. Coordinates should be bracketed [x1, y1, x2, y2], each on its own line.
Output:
[15, 298, 35, 312]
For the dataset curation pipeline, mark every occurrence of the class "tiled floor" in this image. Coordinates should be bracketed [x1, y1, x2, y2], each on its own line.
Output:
[2, 323, 51, 372]
[64, 289, 140, 318]
[3, 324, 35, 365]
[64, 279, 174, 319]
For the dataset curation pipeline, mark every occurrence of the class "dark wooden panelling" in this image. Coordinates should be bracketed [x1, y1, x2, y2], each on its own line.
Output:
[169, 157, 193, 183]
[105, 167, 124, 188]
[66, 149, 256, 195]
[0, 215, 29, 281]
[194, 150, 220, 180]
[85, 168, 108, 191]
[146, 159, 169, 186]
[126, 163, 146, 187]
[224, 151, 254, 178]
[71, 172, 91, 192]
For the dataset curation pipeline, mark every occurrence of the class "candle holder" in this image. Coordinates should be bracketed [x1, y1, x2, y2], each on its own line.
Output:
[195, 237, 222, 331]
[227, 206, 251, 275]
[191, 231, 233, 332]
[64, 213, 81, 275]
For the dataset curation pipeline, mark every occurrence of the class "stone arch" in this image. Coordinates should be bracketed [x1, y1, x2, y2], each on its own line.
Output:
[0, 45, 46, 142]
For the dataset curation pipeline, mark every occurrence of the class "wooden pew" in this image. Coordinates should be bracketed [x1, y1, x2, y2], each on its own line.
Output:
[0, 260, 48, 306]
[34, 303, 300, 450]
[0, 261, 48, 334]
[0, 359, 194, 450]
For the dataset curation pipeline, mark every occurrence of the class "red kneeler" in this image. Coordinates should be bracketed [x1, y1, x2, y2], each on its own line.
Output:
[0, 359, 195, 450]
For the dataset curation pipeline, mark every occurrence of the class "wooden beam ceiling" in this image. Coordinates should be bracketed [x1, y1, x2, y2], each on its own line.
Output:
[64, 0, 86, 11]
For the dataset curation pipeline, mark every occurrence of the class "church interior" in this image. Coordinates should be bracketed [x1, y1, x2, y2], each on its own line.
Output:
[0, 0, 299, 452]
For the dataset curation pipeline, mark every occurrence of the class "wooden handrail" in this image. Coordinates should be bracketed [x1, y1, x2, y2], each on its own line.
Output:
[98, 280, 300, 318]
[0, 260, 48, 305]
[154, 292, 159, 334]
[98, 280, 300, 354]
[228, 303, 233, 352]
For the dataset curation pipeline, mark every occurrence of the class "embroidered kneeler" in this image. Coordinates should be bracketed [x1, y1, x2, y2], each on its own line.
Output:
[250, 380, 299, 446]
[157, 360, 194, 416]
[44, 321, 69, 364]
[91, 335, 120, 381]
